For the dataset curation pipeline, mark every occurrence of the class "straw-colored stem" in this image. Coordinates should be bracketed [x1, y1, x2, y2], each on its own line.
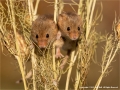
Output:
[52, 44, 57, 80]
[94, 43, 119, 90]
[77, 0, 83, 15]
[44, 0, 54, 3]
[93, 73, 104, 90]
[65, 51, 78, 90]
[30, 0, 34, 15]
[65, 51, 75, 90]
[71, 0, 78, 5]
[34, 0, 40, 16]
[31, 48, 37, 90]
[54, 0, 58, 23]
[53, 0, 58, 81]
[27, 0, 33, 22]
[45, 84, 50, 90]
[9, 0, 27, 90]
[86, 0, 96, 39]
[58, 0, 64, 14]
[74, 70, 80, 90]
[15, 56, 28, 90]
[74, 47, 82, 90]
[63, 3, 78, 5]
[88, 0, 96, 36]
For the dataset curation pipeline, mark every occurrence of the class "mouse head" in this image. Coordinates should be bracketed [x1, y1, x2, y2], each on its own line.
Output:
[31, 15, 58, 49]
[58, 12, 82, 40]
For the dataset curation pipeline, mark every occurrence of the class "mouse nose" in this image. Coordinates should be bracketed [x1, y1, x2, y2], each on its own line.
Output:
[38, 41, 47, 48]
[73, 36, 78, 40]
[71, 33, 79, 40]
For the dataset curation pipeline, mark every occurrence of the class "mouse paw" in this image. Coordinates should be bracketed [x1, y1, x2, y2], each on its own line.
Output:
[55, 53, 64, 58]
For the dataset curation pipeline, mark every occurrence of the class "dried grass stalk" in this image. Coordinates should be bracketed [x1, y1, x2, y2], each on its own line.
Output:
[93, 18, 120, 90]
[0, 0, 119, 90]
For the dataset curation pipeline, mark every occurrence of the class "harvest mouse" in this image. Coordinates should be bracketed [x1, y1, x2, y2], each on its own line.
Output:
[31, 14, 58, 49]
[55, 12, 82, 69]
[16, 15, 59, 83]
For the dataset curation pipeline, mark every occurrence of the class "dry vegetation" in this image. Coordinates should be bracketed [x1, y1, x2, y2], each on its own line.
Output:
[0, 0, 119, 90]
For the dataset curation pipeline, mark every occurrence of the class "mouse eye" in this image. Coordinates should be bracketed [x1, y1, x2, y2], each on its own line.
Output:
[78, 27, 80, 31]
[46, 34, 49, 38]
[36, 34, 38, 39]
[67, 27, 70, 31]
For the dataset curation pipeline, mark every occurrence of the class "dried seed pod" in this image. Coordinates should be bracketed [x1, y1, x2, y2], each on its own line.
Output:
[16, 32, 30, 57]
[116, 23, 120, 40]
[24, 14, 38, 26]
[3, 31, 31, 59]
[24, 14, 31, 25]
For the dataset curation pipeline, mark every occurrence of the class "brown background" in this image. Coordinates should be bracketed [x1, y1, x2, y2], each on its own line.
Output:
[0, 0, 120, 90]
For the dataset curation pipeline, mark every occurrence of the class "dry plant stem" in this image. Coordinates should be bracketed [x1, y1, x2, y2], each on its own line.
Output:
[27, 0, 34, 22]
[71, 0, 78, 5]
[30, 0, 34, 14]
[74, 69, 80, 90]
[31, 48, 37, 90]
[52, 44, 57, 80]
[44, 0, 54, 3]
[58, 0, 64, 14]
[53, 0, 58, 81]
[86, 0, 96, 39]
[54, 0, 58, 23]
[93, 43, 119, 90]
[69, 4, 76, 13]
[63, 3, 78, 5]
[8, 0, 27, 90]
[65, 51, 78, 90]
[34, 0, 40, 16]
[77, 0, 83, 15]
[89, 0, 96, 29]
[74, 47, 82, 90]
[45, 84, 50, 90]
[65, 52, 74, 90]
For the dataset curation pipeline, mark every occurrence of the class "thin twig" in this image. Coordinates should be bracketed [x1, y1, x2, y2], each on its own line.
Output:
[71, 0, 78, 5]
[86, 0, 96, 39]
[8, 0, 27, 90]
[54, 0, 58, 23]
[94, 40, 119, 90]
[77, 0, 83, 15]
[34, 0, 40, 16]
[31, 48, 37, 90]
[58, 0, 64, 14]
[65, 51, 78, 90]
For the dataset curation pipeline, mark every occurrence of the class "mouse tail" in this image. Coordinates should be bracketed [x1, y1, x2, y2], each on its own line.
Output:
[16, 70, 32, 84]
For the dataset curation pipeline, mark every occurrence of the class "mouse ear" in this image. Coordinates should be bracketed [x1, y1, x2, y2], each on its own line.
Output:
[49, 20, 57, 29]
[56, 31, 61, 39]
[58, 13, 67, 21]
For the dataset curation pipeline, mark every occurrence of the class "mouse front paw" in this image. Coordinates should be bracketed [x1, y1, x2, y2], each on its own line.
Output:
[55, 52, 64, 58]
[55, 47, 64, 58]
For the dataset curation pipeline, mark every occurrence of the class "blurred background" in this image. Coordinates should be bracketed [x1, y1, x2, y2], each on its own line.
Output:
[0, 0, 120, 90]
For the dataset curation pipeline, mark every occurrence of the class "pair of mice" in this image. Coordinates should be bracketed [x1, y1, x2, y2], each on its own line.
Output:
[16, 12, 82, 84]
[31, 12, 82, 67]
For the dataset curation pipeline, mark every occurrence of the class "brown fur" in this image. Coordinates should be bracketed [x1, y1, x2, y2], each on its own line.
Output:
[55, 12, 82, 69]
[56, 12, 82, 55]
[58, 12, 82, 40]
[31, 15, 58, 48]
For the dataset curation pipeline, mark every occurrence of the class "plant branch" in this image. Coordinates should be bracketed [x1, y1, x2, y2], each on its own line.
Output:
[34, 0, 40, 16]
[65, 51, 78, 90]
[8, 0, 27, 89]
